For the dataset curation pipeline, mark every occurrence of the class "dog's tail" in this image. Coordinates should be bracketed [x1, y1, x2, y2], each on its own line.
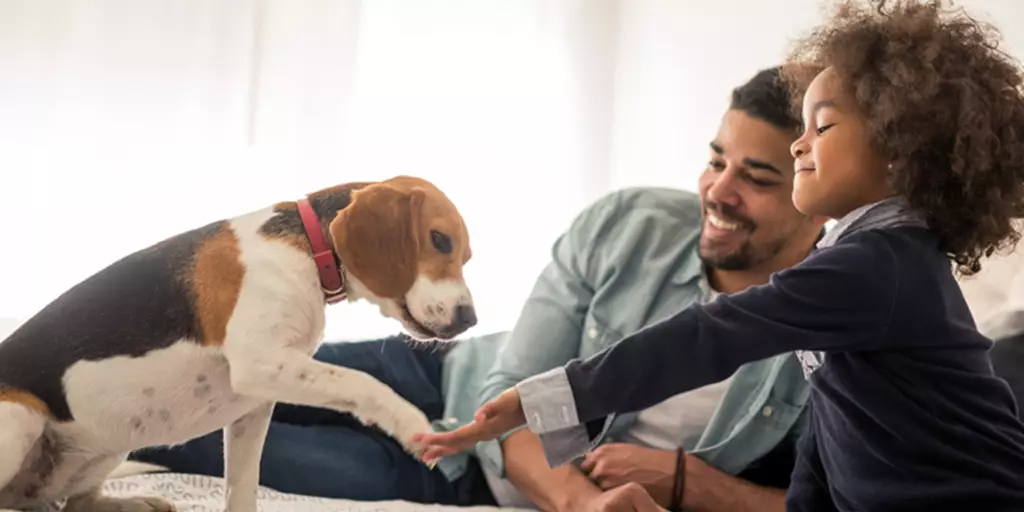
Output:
[107, 461, 170, 479]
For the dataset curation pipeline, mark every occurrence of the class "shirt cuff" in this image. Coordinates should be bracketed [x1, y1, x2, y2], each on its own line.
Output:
[537, 426, 592, 468]
[516, 366, 580, 434]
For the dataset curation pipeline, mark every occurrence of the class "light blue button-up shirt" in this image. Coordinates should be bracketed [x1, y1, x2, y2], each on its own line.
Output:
[432, 187, 810, 489]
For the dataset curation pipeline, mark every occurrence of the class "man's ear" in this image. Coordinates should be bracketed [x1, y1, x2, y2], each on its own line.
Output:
[330, 184, 425, 299]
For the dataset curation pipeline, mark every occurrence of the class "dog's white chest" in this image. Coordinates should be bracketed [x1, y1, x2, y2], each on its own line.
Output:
[60, 341, 264, 453]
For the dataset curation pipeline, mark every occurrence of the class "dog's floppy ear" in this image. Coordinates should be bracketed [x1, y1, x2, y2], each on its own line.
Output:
[330, 183, 425, 299]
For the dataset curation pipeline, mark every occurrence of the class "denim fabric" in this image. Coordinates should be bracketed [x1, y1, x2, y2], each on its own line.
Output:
[129, 335, 494, 505]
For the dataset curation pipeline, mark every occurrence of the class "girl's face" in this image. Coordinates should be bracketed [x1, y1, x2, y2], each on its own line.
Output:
[789, 67, 893, 219]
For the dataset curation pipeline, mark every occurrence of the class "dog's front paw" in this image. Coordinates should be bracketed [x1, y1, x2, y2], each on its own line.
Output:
[393, 407, 438, 468]
[361, 397, 436, 468]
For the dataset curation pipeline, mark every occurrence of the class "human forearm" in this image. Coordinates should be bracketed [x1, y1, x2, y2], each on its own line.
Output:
[501, 429, 602, 512]
[562, 241, 896, 427]
[562, 308, 758, 424]
[683, 454, 786, 512]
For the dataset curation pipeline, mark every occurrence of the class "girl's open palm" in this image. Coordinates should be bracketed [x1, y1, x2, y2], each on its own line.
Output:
[414, 388, 526, 463]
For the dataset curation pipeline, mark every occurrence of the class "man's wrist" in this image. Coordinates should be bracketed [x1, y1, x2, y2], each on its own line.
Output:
[646, 449, 680, 507]
[555, 472, 603, 512]
[681, 453, 710, 510]
[669, 448, 686, 511]
[681, 453, 787, 512]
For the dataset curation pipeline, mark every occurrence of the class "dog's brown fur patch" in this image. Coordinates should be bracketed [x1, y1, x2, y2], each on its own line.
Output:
[0, 387, 53, 418]
[329, 176, 472, 298]
[416, 193, 472, 284]
[389, 176, 472, 284]
[191, 227, 245, 346]
[331, 183, 422, 299]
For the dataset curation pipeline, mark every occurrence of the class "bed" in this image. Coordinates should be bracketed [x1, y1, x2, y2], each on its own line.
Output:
[100, 464, 534, 512]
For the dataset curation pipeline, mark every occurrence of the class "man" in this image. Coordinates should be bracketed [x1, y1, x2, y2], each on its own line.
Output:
[466, 66, 824, 512]
[129, 67, 825, 511]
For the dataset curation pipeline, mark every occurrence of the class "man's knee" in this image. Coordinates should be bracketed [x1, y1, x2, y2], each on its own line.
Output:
[258, 424, 457, 502]
[312, 336, 447, 417]
[129, 429, 226, 475]
[312, 335, 410, 366]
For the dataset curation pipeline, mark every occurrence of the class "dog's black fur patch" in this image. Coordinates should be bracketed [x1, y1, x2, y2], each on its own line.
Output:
[0, 221, 227, 421]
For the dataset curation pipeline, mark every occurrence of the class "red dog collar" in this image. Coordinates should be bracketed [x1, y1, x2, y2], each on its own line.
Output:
[297, 197, 347, 304]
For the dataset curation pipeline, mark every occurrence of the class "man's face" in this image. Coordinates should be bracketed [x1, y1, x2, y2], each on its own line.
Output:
[698, 109, 817, 270]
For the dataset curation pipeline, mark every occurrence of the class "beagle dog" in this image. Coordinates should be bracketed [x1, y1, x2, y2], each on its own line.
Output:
[0, 175, 475, 512]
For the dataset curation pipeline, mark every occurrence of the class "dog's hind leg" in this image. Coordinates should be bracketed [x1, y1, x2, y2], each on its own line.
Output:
[64, 487, 176, 512]
[0, 399, 47, 493]
[63, 455, 177, 512]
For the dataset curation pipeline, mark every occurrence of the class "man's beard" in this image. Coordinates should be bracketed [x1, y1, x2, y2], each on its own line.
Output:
[698, 234, 787, 271]
[699, 201, 786, 271]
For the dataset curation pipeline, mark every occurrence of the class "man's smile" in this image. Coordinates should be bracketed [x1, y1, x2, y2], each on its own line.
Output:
[704, 211, 748, 240]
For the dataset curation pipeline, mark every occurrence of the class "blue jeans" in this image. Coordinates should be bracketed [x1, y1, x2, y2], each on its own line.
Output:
[129, 335, 494, 505]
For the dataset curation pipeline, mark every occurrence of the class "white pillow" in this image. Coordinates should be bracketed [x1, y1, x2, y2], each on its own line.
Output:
[959, 235, 1024, 341]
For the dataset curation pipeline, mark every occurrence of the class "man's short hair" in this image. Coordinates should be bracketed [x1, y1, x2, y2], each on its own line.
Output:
[729, 67, 801, 132]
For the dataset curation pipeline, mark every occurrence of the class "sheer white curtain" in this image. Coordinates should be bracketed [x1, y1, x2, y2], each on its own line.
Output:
[0, 0, 617, 341]
[1, 0, 1020, 341]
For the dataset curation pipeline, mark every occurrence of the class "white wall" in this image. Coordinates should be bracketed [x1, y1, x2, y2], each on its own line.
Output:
[0, 1, 1020, 341]
[0, 0, 597, 340]
[607, 0, 1024, 193]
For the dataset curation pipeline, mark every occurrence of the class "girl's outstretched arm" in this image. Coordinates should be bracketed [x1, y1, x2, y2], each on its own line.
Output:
[418, 231, 903, 460]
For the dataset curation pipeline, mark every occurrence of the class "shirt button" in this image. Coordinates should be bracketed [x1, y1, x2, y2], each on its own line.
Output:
[588, 327, 599, 339]
[762, 405, 773, 418]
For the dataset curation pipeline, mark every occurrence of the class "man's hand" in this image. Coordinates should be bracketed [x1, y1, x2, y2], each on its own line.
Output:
[500, 429, 604, 512]
[580, 444, 677, 506]
[586, 483, 667, 512]
[582, 443, 789, 512]
[415, 387, 526, 462]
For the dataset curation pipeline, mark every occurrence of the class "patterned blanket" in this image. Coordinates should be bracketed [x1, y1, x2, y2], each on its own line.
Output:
[99, 472, 531, 512]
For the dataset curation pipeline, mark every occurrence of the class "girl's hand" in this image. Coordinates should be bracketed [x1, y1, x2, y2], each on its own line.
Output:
[414, 388, 526, 462]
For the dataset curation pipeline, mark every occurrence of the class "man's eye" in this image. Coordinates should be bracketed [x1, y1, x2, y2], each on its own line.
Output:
[708, 160, 726, 170]
[431, 230, 452, 254]
[748, 176, 778, 188]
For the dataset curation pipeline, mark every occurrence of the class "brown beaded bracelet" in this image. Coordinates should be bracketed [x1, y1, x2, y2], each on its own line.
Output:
[670, 447, 686, 512]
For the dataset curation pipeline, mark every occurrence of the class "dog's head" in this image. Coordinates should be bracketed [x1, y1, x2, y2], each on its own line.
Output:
[329, 175, 475, 340]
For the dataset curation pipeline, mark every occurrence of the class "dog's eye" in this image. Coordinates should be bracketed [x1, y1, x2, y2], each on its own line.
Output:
[430, 230, 452, 254]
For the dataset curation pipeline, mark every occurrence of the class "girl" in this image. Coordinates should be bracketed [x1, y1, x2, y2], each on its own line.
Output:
[416, 1, 1024, 510]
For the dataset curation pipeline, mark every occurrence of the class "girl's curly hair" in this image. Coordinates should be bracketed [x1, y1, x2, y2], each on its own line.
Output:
[781, 0, 1024, 275]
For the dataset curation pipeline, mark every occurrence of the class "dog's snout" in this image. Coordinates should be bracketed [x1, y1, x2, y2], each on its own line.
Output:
[434, 304, 476, 340]
[453, 304, 477, 331]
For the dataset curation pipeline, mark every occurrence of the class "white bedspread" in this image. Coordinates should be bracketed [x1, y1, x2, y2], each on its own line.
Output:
[100, 472, 533, 512]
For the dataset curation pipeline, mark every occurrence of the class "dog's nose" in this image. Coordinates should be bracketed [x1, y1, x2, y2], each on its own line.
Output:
[452, 304, 477, 331]
[435, 304, 477, 340]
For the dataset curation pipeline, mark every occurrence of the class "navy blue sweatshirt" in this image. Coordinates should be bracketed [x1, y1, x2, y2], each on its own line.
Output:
[560, 227, 1024, 510]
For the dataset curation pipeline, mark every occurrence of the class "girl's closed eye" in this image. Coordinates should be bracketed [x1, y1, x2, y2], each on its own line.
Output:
[816, 123, 835, 135]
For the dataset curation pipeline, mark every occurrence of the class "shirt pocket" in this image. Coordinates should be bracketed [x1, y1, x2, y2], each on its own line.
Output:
[746, 393, 803, 431]
[712, 393, 803, 461]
